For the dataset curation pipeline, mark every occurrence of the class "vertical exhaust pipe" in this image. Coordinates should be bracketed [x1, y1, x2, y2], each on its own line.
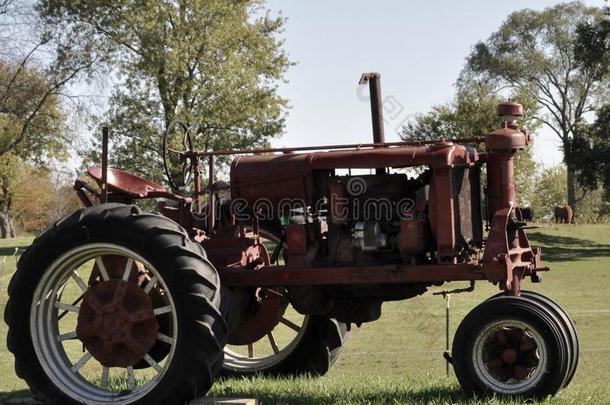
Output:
[101, 126, 109, 203]
[359, 72, 385, 174]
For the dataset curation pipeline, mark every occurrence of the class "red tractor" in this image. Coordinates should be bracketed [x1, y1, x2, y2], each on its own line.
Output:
[5, 73, 578, 404]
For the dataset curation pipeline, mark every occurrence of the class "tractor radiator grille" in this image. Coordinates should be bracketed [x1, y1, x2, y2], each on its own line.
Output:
[452, 164, 484, 249]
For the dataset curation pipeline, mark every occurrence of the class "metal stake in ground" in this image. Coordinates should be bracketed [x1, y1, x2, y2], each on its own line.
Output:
[445, 293, 450, 376]
[434, 281, 476, 376]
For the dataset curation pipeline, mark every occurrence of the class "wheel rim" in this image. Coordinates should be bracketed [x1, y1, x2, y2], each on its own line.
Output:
[223, 228, 308, 372]
[30, 243, 178, 405]
[473, 320, 547, 394]
[223, 310, 309, 372]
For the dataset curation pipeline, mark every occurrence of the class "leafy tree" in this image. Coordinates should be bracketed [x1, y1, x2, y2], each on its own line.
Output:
[576, 4, 610, 79]
[40, 0, 291, 187]
[573, 5, 610, 203]
[461, 2, 609, 210]
[402, 83, 539, 141]
[572, 105, 610, 200]
[0, 0, 100, 237]
[11, 165, 81, 234]
[0, 63, 67, 164]
[530, 165, 567, 221]
[401, 83, 539, 206]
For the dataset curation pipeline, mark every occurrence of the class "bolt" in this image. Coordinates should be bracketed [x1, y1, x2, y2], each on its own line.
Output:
[502, 348, 518, 365]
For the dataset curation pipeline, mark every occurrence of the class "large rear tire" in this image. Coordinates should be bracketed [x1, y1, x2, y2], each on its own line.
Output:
[5, 204, 228, 404]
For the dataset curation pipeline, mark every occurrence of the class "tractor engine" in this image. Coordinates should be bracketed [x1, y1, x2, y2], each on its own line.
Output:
[230, 143, 483, 323]
[324, 172, 430, 266]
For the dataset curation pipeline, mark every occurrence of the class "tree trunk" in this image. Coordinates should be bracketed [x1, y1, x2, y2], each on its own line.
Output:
[0, 211, 15, 239]
[563, 135, 577, 212]
[566, 163, 577, 211]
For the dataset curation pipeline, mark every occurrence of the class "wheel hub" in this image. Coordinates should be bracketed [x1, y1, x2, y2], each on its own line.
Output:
[76, 279, 159, 367]
[483, 327, 539, 384]
[228, 289, 287, 345]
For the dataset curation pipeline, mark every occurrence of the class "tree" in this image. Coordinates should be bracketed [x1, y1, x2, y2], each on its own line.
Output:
[0, 0, 100, 237]
[572, 105, 610, 201]
[573, 5, 610, 203]
[576, 4, 610, 79]
[402, 83, 539, 206]
[403, 83, 539, 141]
[530, 165, 567, 221]
[461, 2, 609, 210]
[11, 165, 81, 234]
[40, 0, 291, 187]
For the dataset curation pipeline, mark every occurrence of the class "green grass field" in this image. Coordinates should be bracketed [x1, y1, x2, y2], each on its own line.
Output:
[1, 225, 609, 404]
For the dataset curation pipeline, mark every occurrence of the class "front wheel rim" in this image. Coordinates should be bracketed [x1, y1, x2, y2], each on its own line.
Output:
[472, 320, 548, 394]
[30, 243, 179, 405]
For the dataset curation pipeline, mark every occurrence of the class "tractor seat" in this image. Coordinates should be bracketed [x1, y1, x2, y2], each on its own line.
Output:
[88, 167, 166, 198]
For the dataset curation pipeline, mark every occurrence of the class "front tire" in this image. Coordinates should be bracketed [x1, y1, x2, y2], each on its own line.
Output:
[452, 296, 571, 399]
[5, 204, 228, 404]
[489, 290, 579, 388]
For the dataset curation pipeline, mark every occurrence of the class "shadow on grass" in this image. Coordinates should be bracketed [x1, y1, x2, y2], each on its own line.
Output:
[0, 389, 33, 403]
[527, 231, 610, 262]
[0, 386, 468, 405]
[214, 377, 468, 404]
[0, 245, 29, 256]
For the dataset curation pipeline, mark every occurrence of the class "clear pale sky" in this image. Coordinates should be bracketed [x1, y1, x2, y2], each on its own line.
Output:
[264, 0, 607, 167]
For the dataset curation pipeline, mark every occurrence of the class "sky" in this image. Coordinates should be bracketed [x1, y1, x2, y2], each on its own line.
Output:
[264, 0, 607, 167]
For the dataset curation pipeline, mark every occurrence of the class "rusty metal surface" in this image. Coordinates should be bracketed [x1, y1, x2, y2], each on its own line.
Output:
[88, 166, 166, 198]
[228, 290, 287, 345]
[77, 279, 159, 367]
[101, 127, 109, 203]
[222, 264, 481, 286]
[202, 231, 268, 269]
[79, 101, 544, 299]
[231, 143, 479, 207]
[190, 138, 486, 157]
[359, 72, 385, 146]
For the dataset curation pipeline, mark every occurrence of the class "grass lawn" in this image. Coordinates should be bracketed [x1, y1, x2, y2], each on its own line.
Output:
[1, 225, 609, 404]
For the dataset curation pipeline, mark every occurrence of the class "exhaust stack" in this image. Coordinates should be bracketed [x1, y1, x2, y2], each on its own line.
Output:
[359, 72, 385, 174]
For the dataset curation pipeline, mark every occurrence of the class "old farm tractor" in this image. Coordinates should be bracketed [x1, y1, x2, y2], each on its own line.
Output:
[5, 74, 578, 404]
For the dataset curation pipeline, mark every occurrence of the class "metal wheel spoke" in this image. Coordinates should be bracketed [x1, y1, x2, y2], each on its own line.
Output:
[58, 295, 84, 320]
[156, 332, 174, 344]
[122, 258, 134, 281]
[143, 354, 162, 373]
[96, 257, 110, 281]
[72, 352, 93, 372]
[267, 332, 279, 354]
[247, 344, 254, 358]
[100, 367, 109, 388]
[55, 301, 80, 313]
[58, 331, 78, 342]
[31, 243, 181, 403]
[153, 305, 173, 316]
[71, 271, 88, 293]
[143, 276, 158, 294]
[126, 366, 136, 390]
[279, 317, 301, 332]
